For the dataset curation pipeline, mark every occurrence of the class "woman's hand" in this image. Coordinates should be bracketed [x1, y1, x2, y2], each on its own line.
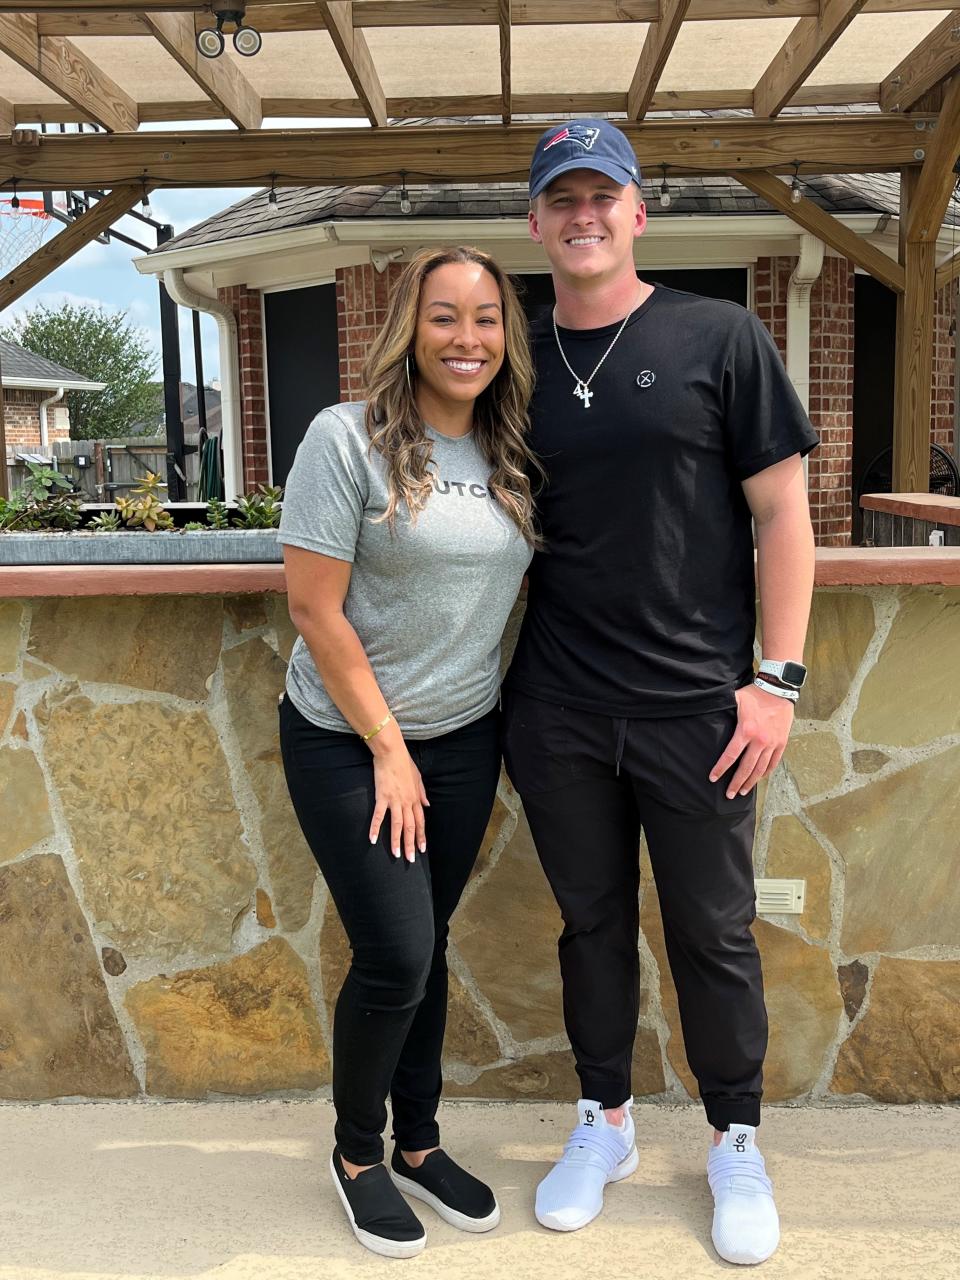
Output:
[369, 744, 429, 862]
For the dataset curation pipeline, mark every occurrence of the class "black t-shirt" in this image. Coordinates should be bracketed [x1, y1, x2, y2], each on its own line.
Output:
[506, 285, 819, 717]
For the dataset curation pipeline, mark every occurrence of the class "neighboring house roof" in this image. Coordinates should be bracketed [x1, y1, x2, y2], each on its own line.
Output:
[0, 337, 106, 391]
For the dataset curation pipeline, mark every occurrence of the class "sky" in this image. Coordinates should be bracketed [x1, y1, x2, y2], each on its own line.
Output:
[3, 117, 366, 387]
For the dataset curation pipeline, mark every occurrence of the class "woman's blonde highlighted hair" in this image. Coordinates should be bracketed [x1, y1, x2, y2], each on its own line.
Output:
[362, 245, 541, 545]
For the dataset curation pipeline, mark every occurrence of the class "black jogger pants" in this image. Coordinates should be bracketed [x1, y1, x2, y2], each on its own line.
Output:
[280, 694, 501, 1165]
[502, 687, 767, 1132]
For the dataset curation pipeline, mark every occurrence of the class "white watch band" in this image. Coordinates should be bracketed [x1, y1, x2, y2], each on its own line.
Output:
[758, 658, 803, 684]
[754, 676, 799, 704]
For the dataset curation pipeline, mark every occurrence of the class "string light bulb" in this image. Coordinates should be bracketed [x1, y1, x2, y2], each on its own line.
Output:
[141, 179, 151, 214]
[790, 162, 802, 204]
[9, 179, 19, 211]
[659, 164, 672, 211]
[399, 171, 412, 216]
[267, 174, 279, 213]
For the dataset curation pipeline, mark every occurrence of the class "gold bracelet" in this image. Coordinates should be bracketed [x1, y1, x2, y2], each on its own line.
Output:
[362, 712, 393, 743]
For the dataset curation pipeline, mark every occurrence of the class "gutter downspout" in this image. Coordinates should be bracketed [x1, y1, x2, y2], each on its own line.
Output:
[787, 234, 825, 483]
[162, 268, 242, 500]
[38, 386, 65, 452]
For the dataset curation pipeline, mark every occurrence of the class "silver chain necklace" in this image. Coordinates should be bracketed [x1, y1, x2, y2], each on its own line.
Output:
[552, 296, 641, 409]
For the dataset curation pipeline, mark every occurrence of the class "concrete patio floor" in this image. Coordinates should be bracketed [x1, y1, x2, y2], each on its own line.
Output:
[1, 1099, 957, 1280]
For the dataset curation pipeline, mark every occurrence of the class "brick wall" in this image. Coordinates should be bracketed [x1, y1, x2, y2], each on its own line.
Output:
[336, 262, 405, 400]
[2, 388, 44, 449]
[932, 280, 957, 456]
[807, 257, 855, 547]
[755, 255, 855, 546]
[218, 284, 268, 490]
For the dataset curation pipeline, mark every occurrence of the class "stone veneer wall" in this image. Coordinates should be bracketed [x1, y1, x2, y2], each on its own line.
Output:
[3, 588, 958, 1105]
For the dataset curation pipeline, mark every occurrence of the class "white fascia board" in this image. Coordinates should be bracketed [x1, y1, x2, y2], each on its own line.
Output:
[211, 242, 369, 291]
[133, 222, 335, 278]
[333, 213, 894, 250]
[2, 377, 107, 391]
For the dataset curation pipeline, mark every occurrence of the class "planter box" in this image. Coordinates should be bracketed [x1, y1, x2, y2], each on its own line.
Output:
[0, 529, 282, 566]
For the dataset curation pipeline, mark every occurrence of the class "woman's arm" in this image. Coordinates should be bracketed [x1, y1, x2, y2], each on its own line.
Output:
[284, 543, 428, 861]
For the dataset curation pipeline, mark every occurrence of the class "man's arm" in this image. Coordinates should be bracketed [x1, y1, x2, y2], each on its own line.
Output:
[709, 453, 815, 798]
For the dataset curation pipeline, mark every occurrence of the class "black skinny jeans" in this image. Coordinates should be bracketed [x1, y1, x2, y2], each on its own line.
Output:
[279, 694, 501, 1165]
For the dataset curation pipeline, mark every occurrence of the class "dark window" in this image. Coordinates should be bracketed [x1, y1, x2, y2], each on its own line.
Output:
[514, 268, 748, 327]
[264, 284, 340, 487]
[852, 273, 896, 542]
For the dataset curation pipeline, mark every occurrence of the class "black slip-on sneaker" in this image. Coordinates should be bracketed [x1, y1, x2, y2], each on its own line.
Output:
[390, 1146, 501, 1232]
[330, 1147, 426, 1258]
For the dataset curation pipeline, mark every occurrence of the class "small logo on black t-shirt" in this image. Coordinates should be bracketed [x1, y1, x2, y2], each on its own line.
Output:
[636, 370, 656, 388]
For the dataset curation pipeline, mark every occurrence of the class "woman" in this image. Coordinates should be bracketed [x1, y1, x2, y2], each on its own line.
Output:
[278, 246, 539, 1258]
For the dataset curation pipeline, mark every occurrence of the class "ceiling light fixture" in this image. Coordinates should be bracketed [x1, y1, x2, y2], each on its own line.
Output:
[196, 4, 262, 60]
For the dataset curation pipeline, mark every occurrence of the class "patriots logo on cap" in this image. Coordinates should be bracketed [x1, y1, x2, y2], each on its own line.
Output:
[543, 125, 601, 153]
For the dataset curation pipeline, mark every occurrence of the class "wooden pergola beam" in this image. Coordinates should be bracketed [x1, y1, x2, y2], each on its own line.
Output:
[315, 1, 387, 128]
[0, 14, 138, 133]
[627, 0, 694, 121]
[905, 73, 960, 241]
[498, 0, 511, 126]
[0, 95, 12, 135]
[25, 0, 960, 31]
[734, 169, 905, 291]
[10, 84, 886, 127]
[142, 13, 262, 130]
[0, 118, 934, 188]
[753, 0, 869, 118]
[881, 12, 960, 114]
[0, 184, 150, 311]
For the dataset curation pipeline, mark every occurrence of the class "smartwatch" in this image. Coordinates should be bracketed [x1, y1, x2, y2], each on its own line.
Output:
[758, 658, 807, 690]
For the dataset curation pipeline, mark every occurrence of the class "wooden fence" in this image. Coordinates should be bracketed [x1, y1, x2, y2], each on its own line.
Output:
[5, 435, 201, 503]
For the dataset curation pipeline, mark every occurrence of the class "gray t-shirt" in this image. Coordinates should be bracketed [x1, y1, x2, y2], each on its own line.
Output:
[278, 401, 533, 738]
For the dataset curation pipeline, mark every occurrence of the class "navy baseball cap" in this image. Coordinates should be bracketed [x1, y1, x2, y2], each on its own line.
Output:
[529, 119, 642, 199]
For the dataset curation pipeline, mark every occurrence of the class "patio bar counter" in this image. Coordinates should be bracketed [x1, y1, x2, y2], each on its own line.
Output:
[1, 548, 958, 1108]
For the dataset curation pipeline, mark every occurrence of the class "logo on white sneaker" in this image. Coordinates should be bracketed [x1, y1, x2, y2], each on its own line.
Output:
[584, 1109, 595, 1126]
[735, 1132, 748, 1152]
[637, 370, 656, 388]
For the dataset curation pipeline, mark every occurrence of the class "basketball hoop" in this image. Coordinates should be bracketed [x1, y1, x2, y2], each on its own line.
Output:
[0, 198, 55, 275]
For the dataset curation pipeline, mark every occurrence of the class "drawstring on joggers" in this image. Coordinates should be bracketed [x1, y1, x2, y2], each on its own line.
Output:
[615, 717, 627, 777]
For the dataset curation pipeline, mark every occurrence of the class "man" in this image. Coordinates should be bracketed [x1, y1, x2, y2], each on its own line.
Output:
[502, 120, 818, 1266]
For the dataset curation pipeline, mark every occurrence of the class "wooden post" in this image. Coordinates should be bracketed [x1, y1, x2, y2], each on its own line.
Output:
[896, 165, 942, 488]
[93, 440, 106, 501]
[893, 167, 936, 492]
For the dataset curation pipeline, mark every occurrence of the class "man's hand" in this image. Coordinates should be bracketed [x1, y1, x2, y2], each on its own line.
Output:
[709, 683, 794, 799]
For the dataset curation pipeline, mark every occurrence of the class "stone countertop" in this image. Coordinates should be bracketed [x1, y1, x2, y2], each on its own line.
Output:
[2, 547, 960, 597]
[860, 492, 960, 527]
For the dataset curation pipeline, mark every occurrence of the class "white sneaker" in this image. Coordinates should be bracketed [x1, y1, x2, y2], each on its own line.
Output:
[535, 1098, 638, 1232]
[707, 1125, 780, 1265]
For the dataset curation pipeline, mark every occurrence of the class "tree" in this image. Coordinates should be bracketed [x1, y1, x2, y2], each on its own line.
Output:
[0, 302, 160, 440]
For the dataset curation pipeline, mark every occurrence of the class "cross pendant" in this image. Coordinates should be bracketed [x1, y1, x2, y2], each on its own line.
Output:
[574, 382, 593, 409]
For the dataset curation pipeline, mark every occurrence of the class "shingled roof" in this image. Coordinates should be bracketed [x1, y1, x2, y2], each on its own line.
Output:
[155, 171, 917, 256]
[0, 338, 104, 390]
